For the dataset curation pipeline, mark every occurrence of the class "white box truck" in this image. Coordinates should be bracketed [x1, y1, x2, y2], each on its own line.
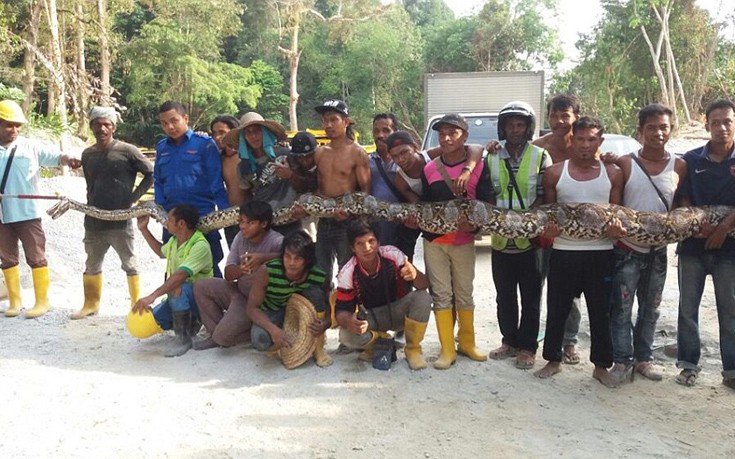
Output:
[421, 71, 545, 150]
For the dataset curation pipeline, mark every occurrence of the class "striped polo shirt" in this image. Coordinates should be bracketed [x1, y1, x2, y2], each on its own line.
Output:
[260, 259, 326, 311]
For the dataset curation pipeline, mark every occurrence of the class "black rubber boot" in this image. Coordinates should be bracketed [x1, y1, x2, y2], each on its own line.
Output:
[165, 311, 193, 358]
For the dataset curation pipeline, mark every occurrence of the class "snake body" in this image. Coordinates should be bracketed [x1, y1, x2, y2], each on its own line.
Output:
[46, 192, 733, 247]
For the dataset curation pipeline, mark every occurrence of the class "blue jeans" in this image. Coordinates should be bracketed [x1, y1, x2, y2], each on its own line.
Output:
[152, 283, 199, 330]
[251, 308, 286, 351]
[677, 253, 735, 379]
[610, 247, 667, 364]
[251, 286, 326, 351]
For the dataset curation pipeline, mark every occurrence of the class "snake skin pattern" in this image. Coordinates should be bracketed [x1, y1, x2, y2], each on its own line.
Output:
[46, 192, 735, 247]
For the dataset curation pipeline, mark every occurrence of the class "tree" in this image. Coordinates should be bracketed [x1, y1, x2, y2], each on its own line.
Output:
[123, 17, 260, 127]
[423, 0, 562, 73]
[271, 0, 384, 131]
[553, 0, 720, 133]
[631, 0, 691, 122]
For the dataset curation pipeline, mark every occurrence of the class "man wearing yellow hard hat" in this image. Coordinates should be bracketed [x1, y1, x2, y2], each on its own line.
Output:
[0, 99, 82, 319]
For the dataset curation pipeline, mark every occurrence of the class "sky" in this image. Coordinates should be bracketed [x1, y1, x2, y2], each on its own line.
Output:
[447, 0, 733, 71]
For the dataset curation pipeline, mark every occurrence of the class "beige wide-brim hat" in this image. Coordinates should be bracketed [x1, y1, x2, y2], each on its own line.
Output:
[222, 112, 287, 149]
[279, 293, 318, 370]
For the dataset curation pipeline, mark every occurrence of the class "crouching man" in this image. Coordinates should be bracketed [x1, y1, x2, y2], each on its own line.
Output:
[245, 231, 332, 367]
[335, 219, 432, 370]
[129, 204, 213, 357]
[192, 200, 283, 350]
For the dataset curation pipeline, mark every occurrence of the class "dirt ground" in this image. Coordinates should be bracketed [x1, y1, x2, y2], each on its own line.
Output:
[1, 176, 734, 459]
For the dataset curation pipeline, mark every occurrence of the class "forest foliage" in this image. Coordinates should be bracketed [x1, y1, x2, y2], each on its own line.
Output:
[0, 0, 733, 146]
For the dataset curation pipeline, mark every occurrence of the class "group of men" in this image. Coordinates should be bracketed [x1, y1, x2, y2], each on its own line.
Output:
[481, 96, 734, 390]
[1, 94, 734, 389]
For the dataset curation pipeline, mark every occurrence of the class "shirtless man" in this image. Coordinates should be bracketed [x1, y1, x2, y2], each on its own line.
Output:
[210, 114, 243, 247]
[533, 94, 580, 162]
[534, 116, 625, 388]
[312, 99, 371, 282]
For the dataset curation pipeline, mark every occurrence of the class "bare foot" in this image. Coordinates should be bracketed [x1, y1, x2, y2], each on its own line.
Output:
[534, 362, 562, 379]
[593, 366, 619, 388]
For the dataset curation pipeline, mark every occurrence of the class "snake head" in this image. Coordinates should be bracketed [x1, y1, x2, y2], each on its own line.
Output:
[46, 198, 71, 220]
[144, 201, 168, 225]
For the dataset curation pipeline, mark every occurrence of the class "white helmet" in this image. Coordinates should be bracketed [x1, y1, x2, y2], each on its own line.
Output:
[498, 101, 536, 142]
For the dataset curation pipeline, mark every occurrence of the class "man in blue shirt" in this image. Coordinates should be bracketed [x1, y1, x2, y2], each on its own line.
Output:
[0, 99, 81, 318]
[155, 101, 229, 277]
[676, 99, 735, 390]
[369, 113, 401, 246]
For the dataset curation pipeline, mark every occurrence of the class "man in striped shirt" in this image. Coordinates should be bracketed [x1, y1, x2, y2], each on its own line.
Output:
[245, 230, 333, 367]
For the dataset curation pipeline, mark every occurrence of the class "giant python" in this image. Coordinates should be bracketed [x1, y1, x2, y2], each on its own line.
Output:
[45, 192, 735, 247]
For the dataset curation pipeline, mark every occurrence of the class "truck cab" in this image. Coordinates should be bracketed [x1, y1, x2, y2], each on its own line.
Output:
[421, 112, 499, 151]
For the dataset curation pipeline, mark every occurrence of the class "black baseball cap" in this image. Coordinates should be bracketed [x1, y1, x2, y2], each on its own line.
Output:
[432, 113, 468, 132]
[386, 131, 416, 150]
[290, 131, 318, 155]
[315, 99, 349, 117]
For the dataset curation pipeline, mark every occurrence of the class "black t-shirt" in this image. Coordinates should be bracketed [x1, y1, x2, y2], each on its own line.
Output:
[82, 139, 154, 230]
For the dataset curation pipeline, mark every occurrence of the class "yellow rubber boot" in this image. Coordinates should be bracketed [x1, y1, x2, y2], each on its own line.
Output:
[127, 274, 141, 308]
[357, 330, 392, 362]
[433, 309, 457, 370]
[71, 273, 102, 320]
[313, 311, 333, 367]
[404, 317, 428, 370]
[25, 266, 50, 319]
[2, 266, 23, 317]
[457, 309, 487, 361]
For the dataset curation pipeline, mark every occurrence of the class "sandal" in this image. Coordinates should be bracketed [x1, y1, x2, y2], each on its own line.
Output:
[675, 369, 698, 387]
[488, 344, 518, 360]
[609, 363, 633, 384]
[562, 345, 580, 365]
[635, 361, 663, 381]
[515, 350, 536, 369]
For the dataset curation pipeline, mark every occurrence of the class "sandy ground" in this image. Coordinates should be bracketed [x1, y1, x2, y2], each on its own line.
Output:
[1, 175, 734, 459]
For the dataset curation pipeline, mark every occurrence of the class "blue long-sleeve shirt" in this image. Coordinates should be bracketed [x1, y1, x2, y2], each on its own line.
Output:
[154, 129, 229, 215]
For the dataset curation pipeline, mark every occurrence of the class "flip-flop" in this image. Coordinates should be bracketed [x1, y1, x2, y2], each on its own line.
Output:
[562, 349, 580, 365]
[675, 369, 697, 387]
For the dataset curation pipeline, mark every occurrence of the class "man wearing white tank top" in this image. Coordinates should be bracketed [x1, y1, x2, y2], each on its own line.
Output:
[534, 117, 626, 388]
[608, 105, 687, 384]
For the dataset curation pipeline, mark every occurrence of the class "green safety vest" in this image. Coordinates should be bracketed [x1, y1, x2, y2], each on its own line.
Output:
[487, 143, 545, 251]
[165, 229, 213, 282]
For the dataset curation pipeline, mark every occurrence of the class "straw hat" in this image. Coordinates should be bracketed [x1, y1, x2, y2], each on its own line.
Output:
[222, 112, 287, 149]
[279, 293, 318, 369]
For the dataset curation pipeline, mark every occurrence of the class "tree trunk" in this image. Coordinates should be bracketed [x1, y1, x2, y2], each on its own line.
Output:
[636, 2, 670, 107]
[75, 1, 89, 135]
[661, 8, 691, 122]
[287, 25, 301, 131]
[97, 0, 112, 104]
[42, 0, 68, 126]
[22, 0, 42, 113]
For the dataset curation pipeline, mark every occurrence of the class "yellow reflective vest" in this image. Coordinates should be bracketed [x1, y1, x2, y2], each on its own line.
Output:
[486, 143, 546, 251]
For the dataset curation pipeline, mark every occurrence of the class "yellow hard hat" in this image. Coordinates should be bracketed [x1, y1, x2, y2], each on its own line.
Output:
[126, 309, 164, 339]
[0, 100, 28, 124]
